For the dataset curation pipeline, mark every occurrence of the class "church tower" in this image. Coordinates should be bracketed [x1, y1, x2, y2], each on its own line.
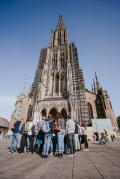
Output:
[29, 16, 88, 123]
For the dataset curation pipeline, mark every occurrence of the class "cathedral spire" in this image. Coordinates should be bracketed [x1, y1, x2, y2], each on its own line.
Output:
[93, 78, 96, 94]
[50, 16, 68, 47]
[95, 72, 100, 90]
[57, 15, 64, 30]
[91, 84, 94, 93]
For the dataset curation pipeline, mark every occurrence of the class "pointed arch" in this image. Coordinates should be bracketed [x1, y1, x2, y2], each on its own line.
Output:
[60, 74, 64, 93]
[55, 73, 59, 93]
[60, 108, 67, 119]
[49, 107, 58, 118]
[88, 102, 93, 125]
[41, 108, 47, 117]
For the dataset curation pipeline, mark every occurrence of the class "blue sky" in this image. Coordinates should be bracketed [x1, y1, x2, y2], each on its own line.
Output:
[0, 0, 120, 119]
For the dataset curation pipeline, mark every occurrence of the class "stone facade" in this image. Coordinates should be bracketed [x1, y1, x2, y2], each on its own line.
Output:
[29, 16, 88, 124]
[85, 90, 97, 123]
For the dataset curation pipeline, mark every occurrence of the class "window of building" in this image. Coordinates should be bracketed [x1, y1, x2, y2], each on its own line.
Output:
[60, 52, 66, 69]
[52, 53, 57, 68]
[55, 74, 59, 93]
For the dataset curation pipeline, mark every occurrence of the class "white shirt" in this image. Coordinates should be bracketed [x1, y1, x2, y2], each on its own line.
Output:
[27, 121, 34, 136]
[66, 119, 75, 134]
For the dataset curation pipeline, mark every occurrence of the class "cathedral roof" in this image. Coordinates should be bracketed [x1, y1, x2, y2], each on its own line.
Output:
[85, 89, 96, 95]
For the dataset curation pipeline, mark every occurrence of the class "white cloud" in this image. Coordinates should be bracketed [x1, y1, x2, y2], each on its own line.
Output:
[0, 95, 16, 119]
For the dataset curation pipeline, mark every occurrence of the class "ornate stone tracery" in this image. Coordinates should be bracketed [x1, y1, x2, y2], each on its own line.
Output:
[30, 16, 89, 123]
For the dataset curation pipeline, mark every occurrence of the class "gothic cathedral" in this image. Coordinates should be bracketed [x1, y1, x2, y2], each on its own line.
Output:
[12, 16, 117, 130]
[29, 16, 88, 124]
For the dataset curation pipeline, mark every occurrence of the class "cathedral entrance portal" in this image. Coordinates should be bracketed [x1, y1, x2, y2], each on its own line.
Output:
[41, 109, 47, 117]
[49, 108, 58, 118]
[61, 108, 67, 120]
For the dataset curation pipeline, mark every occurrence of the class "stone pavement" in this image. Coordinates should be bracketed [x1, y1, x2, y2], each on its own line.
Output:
[0, 138, 120, 179]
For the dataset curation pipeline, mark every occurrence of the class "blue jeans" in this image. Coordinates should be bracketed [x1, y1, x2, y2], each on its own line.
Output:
[9, 133, 19, 151]
[49, 138, 53, 153]
[43, 134, 51, 155]
[28, 135, 35, 153]
[57, 129, 65, 153]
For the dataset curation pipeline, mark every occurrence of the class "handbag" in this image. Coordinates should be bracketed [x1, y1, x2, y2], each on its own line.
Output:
[54, 124, 61, 132]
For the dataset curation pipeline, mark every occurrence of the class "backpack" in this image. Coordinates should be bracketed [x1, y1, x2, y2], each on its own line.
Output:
[42, 121, 50, 133]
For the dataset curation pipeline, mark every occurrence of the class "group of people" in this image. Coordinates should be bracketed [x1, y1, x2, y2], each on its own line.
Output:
[8, 113, 89, 157]
[93, 129, 116, 144]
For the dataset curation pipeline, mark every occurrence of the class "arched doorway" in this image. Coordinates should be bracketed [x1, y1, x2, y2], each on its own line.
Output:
[49, 108, 58, 118]
[88, 102, 93, 126]
[61, 108, 67, 120]
[41, 109, 47, 117]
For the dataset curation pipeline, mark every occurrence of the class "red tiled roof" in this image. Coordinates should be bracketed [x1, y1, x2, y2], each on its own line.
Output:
[0, 117, 9, 123]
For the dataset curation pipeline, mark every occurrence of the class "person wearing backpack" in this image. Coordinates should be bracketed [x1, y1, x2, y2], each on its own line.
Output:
[42, 115, 52, 158]
[9, 118, 21, 153]
[55, 113, 65, 157]
[66, 115, 75, 156]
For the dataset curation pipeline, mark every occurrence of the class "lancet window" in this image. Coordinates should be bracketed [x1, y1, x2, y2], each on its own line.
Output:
[52, 53, 58, 68]
[55, 73, 59, 93]
[60, 52, 66, 69]
[60, 74, 64, 93]
[58, 31, 62, 45]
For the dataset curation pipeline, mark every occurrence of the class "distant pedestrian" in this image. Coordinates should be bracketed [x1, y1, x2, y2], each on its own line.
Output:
[111, 135, 114, 142]
[74, 122, 80, 151]
[78, 123, 82, 150]
[82, 124, 89, 152]
[104, 129, 109, 144]
[0, 130, 3, 142]
[7, 129, 13, 139]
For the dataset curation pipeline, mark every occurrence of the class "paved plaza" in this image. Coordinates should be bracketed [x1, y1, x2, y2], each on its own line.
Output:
[0, 138, 120, 179]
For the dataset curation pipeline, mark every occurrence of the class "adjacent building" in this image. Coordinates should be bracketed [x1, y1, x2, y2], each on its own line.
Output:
[0, 117, 9, 131]
[11, 91, 31, 123]
[85, 73, 117, 129]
